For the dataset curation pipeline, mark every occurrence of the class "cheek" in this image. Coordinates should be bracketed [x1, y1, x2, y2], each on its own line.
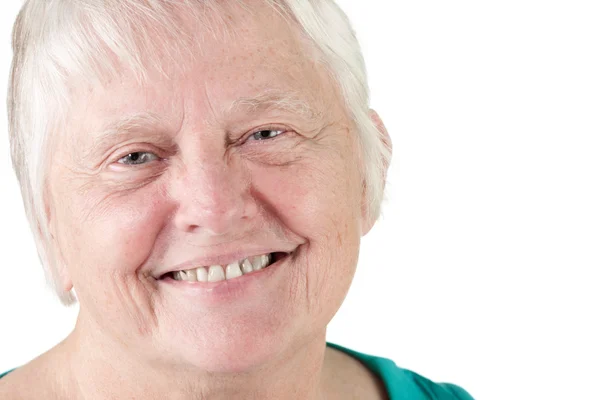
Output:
[250, 145, 363, 242]
[249, 150, 362, 310]
[57, 183, 169, 285]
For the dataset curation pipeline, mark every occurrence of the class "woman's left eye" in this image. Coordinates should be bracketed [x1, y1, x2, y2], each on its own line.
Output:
[117, 152, 159, 165]
[249, 129, 285, 141]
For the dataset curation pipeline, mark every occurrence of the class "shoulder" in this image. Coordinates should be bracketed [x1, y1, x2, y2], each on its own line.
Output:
[0, 369, 14, 379]
[0, 366, 28, 399]
[394, 369, 476, 400]
[326, 342, 475, 400]
[0, 351, 68, 400]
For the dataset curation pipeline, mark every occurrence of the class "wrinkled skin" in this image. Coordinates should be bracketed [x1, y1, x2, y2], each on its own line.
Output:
[40, 2, 389, 399]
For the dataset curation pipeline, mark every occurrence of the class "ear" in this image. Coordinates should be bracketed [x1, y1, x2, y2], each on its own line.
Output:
[43, 190, 74, 293]
[361, 109, 392, 236]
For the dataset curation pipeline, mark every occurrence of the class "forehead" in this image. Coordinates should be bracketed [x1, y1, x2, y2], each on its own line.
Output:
[67, 1, 334, 137]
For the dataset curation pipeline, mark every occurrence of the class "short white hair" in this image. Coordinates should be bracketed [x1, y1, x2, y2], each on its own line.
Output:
[8, 0, 391, 305]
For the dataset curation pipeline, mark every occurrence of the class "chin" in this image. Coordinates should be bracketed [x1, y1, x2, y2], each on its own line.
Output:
[168, 328, 295, 373]
[153, 308, 300, 373]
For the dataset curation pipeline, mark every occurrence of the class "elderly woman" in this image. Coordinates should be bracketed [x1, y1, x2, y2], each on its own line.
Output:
[1, 1, 474, 399]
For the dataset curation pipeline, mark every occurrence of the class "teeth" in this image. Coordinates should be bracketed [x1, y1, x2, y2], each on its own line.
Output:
[250, 254, 270, 271]
[208, 265, 226, 282]
[169, 253, 277, 283]
[173, 271, 184, 281]
[226, 261, 243, 279]
[182, 269, 197, 282]
[241, 258, 254, 274]
[196, 267, 208, 282]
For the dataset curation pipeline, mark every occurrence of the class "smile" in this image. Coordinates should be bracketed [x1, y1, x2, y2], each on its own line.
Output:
[158, 252, 290, 283]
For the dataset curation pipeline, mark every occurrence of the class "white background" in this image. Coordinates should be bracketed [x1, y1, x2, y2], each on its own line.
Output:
[1, 1, 599, 399]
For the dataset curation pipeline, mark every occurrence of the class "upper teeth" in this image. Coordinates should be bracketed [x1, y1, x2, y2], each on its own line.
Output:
[172, 254, 273, 283]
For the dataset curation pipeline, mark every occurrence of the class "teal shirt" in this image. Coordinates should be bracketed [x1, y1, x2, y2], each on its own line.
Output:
[1, 343, 474, 399]
[327, 343, 474, 399]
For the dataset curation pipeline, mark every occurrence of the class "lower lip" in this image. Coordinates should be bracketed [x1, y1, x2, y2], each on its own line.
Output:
[158, 254, 291, 305]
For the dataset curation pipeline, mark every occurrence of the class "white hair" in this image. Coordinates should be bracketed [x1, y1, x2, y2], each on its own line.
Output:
[7, 0, 391, 305]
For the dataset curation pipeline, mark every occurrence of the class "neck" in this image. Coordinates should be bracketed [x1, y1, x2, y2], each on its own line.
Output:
[60, 316, 334, 400]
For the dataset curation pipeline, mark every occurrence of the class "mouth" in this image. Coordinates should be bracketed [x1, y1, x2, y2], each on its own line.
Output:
[157, 252, 290, 283]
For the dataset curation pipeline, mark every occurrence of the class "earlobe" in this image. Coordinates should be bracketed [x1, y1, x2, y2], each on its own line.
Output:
[51, 237, 74, 293]
[44, 198, 74, 293]
[360, 182, 375, 236]
[360, 109, 392, 236]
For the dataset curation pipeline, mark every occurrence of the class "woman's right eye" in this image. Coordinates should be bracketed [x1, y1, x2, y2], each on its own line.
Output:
[117, 152, 159, 165]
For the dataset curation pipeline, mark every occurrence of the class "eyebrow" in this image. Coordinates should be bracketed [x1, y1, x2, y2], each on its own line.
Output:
[89, 90, 322, 153]
[96, 112, 164, 138]
[225, 89, 322, 122]
[85, 112, 167, 162]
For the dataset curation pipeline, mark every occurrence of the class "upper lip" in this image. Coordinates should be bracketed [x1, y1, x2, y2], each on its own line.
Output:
[151, 245, 297, 279]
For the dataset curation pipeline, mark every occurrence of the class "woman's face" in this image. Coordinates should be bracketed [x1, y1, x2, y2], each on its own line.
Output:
[49, 4, 374, 372]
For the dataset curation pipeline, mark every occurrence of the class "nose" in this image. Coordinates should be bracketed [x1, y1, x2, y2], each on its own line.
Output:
[170, 158, 258, 236]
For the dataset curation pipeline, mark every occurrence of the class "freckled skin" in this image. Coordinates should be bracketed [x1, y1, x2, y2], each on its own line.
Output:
[31, 3, 387, 400]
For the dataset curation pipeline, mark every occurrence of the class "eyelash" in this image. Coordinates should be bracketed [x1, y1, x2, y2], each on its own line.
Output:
[115, 128, 287, 166]
[117, 151, 159, 166]
[247, 128, 286, 142]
